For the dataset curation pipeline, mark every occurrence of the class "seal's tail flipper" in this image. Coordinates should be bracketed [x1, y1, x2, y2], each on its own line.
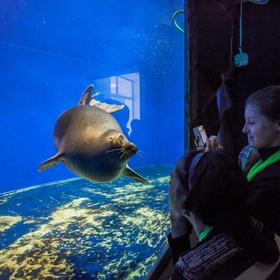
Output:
[91, 100, 124, 113]
[79, 85, 94, 105]
[79, 84, 124, 113]
[124, 166, 148, 183]
[38, 153, 63, 172]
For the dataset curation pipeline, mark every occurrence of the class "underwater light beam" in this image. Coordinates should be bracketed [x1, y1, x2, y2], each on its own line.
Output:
[0, 40, 80, 61]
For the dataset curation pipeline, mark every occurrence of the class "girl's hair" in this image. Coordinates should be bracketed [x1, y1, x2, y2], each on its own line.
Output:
[174, 151, 278, 262]
[246, 85, 280, 122]
[176, 150, 249, 227]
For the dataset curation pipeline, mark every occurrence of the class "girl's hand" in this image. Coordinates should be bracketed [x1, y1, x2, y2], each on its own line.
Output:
[205, 135, 224, 152]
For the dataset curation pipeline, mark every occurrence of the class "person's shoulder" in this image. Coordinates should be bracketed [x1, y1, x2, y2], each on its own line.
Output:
[253, 161, 280, 183]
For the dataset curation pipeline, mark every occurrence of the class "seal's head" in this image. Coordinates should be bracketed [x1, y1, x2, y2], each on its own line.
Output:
[108, 132, 137, 161]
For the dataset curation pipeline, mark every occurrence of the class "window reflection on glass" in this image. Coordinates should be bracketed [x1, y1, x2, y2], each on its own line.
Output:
[95, 72, 140, 135]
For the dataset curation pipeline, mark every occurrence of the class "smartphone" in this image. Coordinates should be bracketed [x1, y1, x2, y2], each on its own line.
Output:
[193, 125, 208, 147]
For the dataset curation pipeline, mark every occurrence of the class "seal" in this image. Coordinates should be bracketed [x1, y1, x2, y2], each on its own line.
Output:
[39, 85, 147, 183]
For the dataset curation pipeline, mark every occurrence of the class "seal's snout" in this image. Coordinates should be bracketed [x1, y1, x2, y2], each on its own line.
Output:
[123, 142, 137, 159]
[124, 142, 137, 159]
[128, 143, 137, 154]
[110, 133, 137, 159]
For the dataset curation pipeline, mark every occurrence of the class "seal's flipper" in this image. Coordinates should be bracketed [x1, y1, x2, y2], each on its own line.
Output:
[90, 99, 124, 113]
[79, 85, 94, 105]
[124, 166, 148, 183]
[79, 84, 124, 113]
[38, 153, 63, 172]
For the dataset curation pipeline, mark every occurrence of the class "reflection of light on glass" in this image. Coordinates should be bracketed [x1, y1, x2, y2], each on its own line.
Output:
[95, 73, 140, 135]
[110, 77, 117, 94]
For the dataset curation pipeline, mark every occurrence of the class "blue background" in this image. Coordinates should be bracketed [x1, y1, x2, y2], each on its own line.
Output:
[0, 0, 185, 193]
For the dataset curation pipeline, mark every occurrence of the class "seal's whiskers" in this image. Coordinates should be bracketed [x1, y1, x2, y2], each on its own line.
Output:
[105, 148, 124, 154]
[137, 152, 144, 159]
[135, 154, 144, 165]
[120, 150, 127, 159]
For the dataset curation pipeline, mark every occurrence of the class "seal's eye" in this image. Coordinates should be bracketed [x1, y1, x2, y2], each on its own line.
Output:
[117, 134, 125, 144]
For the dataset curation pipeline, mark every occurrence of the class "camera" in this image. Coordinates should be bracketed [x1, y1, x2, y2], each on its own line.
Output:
[234, 51, 249, 68]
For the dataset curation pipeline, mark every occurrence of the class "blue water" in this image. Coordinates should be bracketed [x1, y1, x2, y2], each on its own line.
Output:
[0, 0, 184, 193]
[0, 1, 184, 278]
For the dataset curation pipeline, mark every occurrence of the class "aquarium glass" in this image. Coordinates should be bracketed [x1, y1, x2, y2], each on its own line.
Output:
[0, 0, 185, 279]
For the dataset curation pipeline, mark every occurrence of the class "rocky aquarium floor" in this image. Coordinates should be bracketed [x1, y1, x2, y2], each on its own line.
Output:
[0, 165, 172, 280]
